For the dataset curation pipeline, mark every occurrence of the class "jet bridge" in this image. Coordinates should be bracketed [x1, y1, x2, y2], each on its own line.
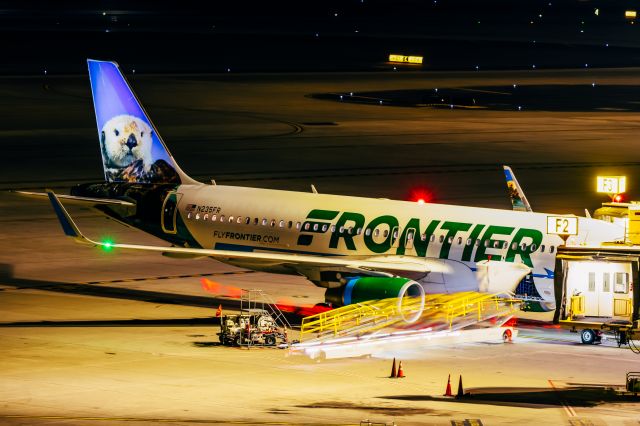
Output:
[290, 292, 520, 359]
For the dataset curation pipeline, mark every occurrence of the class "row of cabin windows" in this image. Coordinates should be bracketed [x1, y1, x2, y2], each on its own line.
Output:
[186, 212, 553, 253]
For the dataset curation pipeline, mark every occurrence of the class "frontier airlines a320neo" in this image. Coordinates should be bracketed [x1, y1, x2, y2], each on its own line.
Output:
[25, 60, 623, 312]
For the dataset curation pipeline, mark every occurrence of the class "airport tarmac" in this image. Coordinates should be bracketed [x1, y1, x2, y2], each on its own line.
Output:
[2, 68, 640, 424]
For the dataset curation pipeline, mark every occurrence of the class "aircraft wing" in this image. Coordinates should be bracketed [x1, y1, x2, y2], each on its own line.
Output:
[46, 191, 432, 276]
[16, 190, 135, 207]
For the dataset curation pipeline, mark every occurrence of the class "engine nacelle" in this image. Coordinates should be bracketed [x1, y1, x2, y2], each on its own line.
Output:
[325, 277, 425, 323]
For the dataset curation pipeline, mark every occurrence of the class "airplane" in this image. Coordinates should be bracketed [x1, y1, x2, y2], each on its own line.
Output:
[26, 60, 626, 313]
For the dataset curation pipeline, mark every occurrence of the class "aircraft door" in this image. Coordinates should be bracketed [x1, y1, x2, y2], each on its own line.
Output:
[584, 272, 599, 316]
[161, 191, 182, 234]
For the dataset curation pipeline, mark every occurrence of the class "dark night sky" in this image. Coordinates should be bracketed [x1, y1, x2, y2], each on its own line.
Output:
[4, 0, 640, 74]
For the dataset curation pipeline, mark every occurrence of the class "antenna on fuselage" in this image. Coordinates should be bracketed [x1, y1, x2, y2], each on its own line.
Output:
[311, 184, 318, 194]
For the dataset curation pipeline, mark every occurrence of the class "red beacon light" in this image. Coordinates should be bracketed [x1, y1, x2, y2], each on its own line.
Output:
[614, 193, 625, 203]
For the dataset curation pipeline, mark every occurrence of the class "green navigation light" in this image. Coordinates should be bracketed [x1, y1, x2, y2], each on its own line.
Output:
[102, 240, 114, 251]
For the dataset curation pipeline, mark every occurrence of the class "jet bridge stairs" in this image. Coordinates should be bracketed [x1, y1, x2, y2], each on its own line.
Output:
[290, 292, 520, 359]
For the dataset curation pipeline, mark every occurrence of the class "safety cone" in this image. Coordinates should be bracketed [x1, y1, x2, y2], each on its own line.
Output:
[397, 361, 405, 378]
[389, 358, 397, 378]
[444, 374, 453, 396]
[455, 374, 464, 398]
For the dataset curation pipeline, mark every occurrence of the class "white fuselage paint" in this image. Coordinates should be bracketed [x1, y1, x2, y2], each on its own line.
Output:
[171, 184, 625, 308]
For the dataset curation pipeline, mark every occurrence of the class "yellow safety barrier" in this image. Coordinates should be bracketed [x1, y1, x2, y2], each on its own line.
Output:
[614, 298, 633, 316]
[300, 292, 519, 342]
[569, 295, 585, 319]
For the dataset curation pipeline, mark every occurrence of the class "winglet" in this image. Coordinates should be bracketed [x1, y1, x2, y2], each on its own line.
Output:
[46, 190, 93, 244]
[503, 165, 532, 212]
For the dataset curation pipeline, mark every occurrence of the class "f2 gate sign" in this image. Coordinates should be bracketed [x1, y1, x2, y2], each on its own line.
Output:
[546, 216, 578, 236]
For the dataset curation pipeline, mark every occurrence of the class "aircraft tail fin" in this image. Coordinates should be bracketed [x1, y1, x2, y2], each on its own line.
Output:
[87, 60, 197, 185]
[503, 165, 532, 212]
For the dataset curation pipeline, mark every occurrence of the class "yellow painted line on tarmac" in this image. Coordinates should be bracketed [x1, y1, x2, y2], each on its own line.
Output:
[85, 270, 256, 285]
[548, 379, 577, 417]
[0, 415, 356, 425]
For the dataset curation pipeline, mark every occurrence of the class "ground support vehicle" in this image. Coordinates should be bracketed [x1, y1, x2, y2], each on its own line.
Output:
[218, 309, 288, 347]
[553, 245, 640, 349]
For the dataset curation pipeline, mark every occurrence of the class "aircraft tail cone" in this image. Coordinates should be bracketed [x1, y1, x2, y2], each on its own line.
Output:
[444, 374, 452, 396]
[397, 361, 405, 378]
[389, 358, 397, 378]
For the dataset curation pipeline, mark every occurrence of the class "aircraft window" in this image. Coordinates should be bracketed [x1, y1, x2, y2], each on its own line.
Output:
[322, 224, 328, 232]
[374, 229, 380, 237]
[313, 223, 319, 231]
[304, 222, 311, 230]
[237, 216, 243, 224]
[296, 222, 301, 230]
[530, 244, 537, 252]
[421, 233, 427, 241]
[407, 232, 414, 241]
[540, 244, 545, 253]
[245, 217, 251, 225]
[340, 226, 345, 234]
[503, 241, 508, 249]
[348, 227, 354, 235]
[253, 218, 259, 225]
[279, 220, 285, 228]
[383, 229, 389, 238]
[365, 228, 372, 236]
[550, 246, 555, 253]
[439, 235, 444, 243]
[511, 242, 517, 250]
[187, 212, 192, 219]
[212, 214, 217, 221]
[195, 213, 200, 220]
[521, 243, 527, 251]
[457, 237, 462, 245]
[493, 240, 500, 248]
[430, 235, 435, 242]
[220, 215, 226, 222]
[331, 225, 336, 233]
[270, 219, 276, 227]
[228, 216, 234, 222]
[288, 221, 293, 229]
[262, 218, 268, 226]
[204, 214, 209, 220]
[484, 240, 490, 247]
[393, 230, 398, 239]
[447, 236, 453, 244]
[475, 239, 480, 247]
[466, 238, 472, 246]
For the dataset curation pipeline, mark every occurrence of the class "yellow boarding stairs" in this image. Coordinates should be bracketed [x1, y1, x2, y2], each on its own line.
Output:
[299, 291, 520, 343]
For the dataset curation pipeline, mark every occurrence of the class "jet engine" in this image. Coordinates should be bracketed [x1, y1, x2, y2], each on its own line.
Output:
[324, 277, 425, 323]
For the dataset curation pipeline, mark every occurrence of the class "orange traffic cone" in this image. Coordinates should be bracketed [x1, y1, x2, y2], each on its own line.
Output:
[455, 374, 464, 398]
[389, 358, 397, 378]
[397, 361, 405, 378]
[444, 374, 452, 396]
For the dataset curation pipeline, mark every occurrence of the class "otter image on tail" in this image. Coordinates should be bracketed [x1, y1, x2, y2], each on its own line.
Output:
[101, 114, 154, 172]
